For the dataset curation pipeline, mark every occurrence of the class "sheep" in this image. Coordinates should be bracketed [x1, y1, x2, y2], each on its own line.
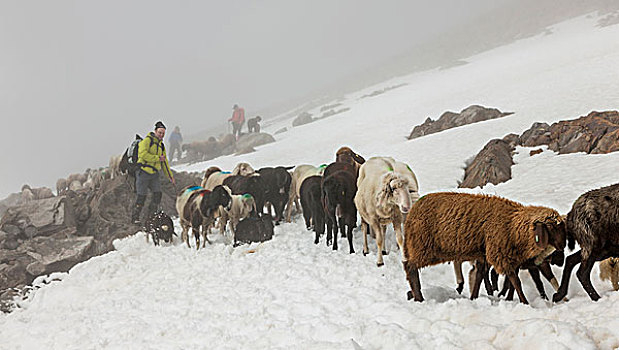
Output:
[56, 178, 68, 196]
[144, 211, 177, 246]
[257, 166, 293, 224]
[109, 154, 123, 179]
[223, 175, 267, 217]
[218, 192, 257, 240]
[599, 257, 619, 291]
[68, 180, 83, 192]
[321, 162, 358, 253]
[299, 175, 325, 244]
[553, 183, 619, 302]
[66, 172, 87, 185]
[201, 162, 255, 190]
[335, 146, 365, 176]
[354, 156, 418, 266]
[453, 260, 493, 296]
[21, 185, 54, 199]
[285, 164, 326, 222]
[176, 185, 232, 249]
[402, 192, 567, 304]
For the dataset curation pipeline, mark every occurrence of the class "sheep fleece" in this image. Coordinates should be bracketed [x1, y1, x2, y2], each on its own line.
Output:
[403, 192, 561, 275]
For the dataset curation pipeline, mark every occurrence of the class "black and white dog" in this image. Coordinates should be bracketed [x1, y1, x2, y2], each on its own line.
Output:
[144, 211, 177, 246]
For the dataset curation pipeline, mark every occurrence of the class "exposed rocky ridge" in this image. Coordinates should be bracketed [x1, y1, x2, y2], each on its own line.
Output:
[0, 170, 201, 312]
[459, 110, 619, 189]
[408, 105, 513, 140]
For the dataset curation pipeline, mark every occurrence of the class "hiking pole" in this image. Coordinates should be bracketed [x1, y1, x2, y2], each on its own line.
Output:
[162, 160, 177, 194]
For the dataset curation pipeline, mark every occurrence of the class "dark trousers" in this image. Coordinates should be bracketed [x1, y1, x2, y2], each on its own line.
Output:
[232, 122, 243, 139]
[169, 142, 181, 161]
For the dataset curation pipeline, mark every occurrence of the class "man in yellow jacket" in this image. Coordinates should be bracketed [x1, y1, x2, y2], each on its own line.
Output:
[131, 121, 176, 224]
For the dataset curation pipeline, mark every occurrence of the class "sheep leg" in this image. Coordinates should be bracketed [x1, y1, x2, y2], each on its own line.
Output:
[528, 267, 547, 300]
[338, 217, 346, 238]
[482, 263, 493, 296]
[193, 227, 200, 250]
[393, 217, 405, 261]
[181, 225, 191, 249]
[374, 223, 386, 267]
[331, 211, 339, 251]
[538, 262, 560, 292]
[498, 278, 510, 298]
[362, 221, 369, 256]
[506, 271, 529, 304]
[326, 215, 334, 247]
[454, 261, 465, 294]
[403, 261, 424, 302]
[553, 250, 582, 302]
[490, 268, 499, 292]
[285, 191, 295, 223]
[470, 261, 485, 300]
[346, 219, 354, 254]
[576, 255, 601, 301]
[314, 209, 325, 245]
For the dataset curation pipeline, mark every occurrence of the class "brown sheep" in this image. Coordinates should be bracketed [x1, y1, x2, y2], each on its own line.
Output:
[599, 257, 619, 291]
[403, 192, 566, 304]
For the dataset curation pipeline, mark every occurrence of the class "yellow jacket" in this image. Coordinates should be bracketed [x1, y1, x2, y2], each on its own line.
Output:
[137, 132, 174, 181]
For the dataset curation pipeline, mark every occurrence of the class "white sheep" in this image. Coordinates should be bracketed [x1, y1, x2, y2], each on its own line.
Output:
[354, 156, 418, 266]
[218, 192, 257, 241]
[284, 164, 326, 222]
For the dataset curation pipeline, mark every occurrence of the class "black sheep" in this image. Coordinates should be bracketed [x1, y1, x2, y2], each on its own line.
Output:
[554, 183, 619, 302]
[144, 211, 177, 246]
[223, 175, 267, 217]
[321, 162, 358, 253]
[257, 166, 293, 224]
[299, 175, 325, 244]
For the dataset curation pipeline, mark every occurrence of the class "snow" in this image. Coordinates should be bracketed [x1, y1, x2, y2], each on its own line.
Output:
[2, 14, 619, 349]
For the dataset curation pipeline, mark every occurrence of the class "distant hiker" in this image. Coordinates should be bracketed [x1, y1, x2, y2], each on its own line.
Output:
[167, 125, 183, 161]
[247, 116, 262, 133]
[131, 121, 176, 225]
[228, 104, 245, 140]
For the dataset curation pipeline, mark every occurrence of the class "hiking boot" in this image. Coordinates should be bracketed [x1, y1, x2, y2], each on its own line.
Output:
[131, 203, 144, 225]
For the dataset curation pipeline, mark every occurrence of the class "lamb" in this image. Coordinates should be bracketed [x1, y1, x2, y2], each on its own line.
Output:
[56, 178, 68, 196]
[218, 192, 257, 240]
[223, 175, 266, 217]
[285, 164, 326, 222]
[553, 183, 619, 302]
[176, 185, 232, 249]
[201, 162, 255, 190]
[403, 192, 567, 304]
[599, 257, 619, 291]
[321, 162, 358, 253]
[299, 175, 325, 244]
[354, 156, 418, 266]
[144, 211, 177, 246]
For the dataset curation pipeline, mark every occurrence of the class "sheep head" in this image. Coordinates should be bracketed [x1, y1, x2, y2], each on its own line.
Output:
[233, 162, 255, 176]
[532, 212, 567, 265]
[242, 194, 256, 214]
[377, 172, 411, 213]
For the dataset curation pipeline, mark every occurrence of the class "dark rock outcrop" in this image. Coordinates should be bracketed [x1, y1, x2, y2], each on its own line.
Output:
[0, 170, 201, 312]
[235, 132, 275, 151]
[459, 137, 516, 189]
[521, 111, 619, 154]
[408, 105, 513, 140]
[292, 112, 313, 127]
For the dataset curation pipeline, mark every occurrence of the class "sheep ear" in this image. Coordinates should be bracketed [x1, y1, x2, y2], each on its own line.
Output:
[534, 222, 548, 249]
[352, 153, 366, 164]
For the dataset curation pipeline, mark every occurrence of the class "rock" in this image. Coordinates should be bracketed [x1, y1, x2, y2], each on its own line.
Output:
[548, 111, 619, 154]
[520, 122, 551, 146]
[530, 148, 544, 156]
[292, 112, 313, 127]
[22, 236, 95, 276]
[235, 146, 256, 155]
[235, 132, 275, 151]
[459, 139, 515, 189]
[0, 197, 76, 239]
[502, 133, 522, 148]
[408, 105, 513, 140]
[274, 127, 287, 135]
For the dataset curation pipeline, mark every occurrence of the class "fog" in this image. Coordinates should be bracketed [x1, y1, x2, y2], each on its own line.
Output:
[0, 0, 614, 198]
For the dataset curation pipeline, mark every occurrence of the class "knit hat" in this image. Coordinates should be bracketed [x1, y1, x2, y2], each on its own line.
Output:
[154, 121, 166, 130]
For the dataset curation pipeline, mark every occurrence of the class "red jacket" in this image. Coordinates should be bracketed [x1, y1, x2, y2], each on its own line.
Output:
[229, 108, 245, 124]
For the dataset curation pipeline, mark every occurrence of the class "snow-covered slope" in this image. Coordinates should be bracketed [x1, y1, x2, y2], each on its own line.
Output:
[2, 14, 619, 349]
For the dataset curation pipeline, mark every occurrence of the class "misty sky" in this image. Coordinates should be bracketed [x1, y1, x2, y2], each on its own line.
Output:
[0, 0, 508, 197]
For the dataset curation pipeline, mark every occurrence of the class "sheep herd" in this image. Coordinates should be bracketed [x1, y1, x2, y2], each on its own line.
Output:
[174, 146, 619, 306]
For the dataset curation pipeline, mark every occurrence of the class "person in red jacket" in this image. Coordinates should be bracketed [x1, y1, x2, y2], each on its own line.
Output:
[228, 104, 245, 140]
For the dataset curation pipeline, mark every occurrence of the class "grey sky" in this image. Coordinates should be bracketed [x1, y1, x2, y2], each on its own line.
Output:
[0, 0, 510, 197]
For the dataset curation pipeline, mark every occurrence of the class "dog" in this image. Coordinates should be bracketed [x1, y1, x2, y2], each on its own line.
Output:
[144, 211, 177, 246]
